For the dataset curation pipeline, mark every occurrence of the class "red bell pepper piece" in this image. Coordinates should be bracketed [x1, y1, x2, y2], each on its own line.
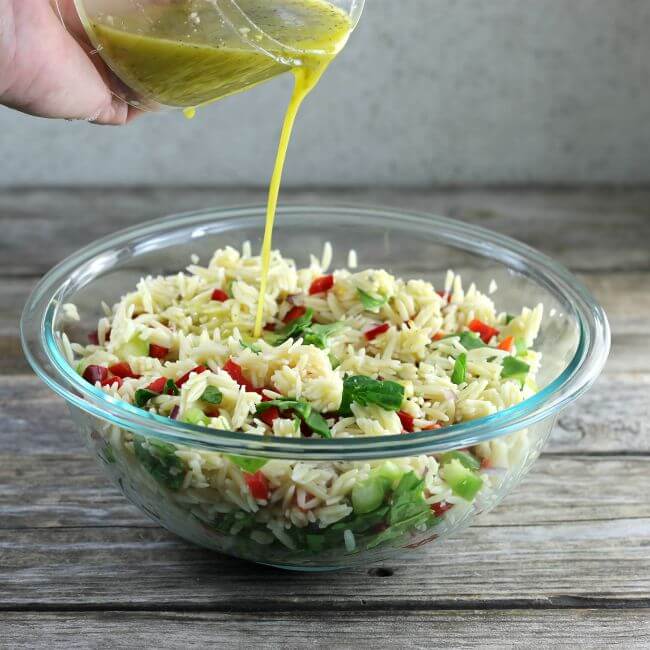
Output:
[146, 377, 167, 393]
[259, 406, 280, 427]
[149, 344, 170, 359]
[364, 322, 390, 341]
[245, 471, 269, 500]
[497, 335, 514, 352]
[432, 331, 445, 341]
[309, 274, 334, 295]
[397, 410, 415, 433]
[468, 319, 500, 344]
[108, 362, 140, 379]
[176, 365, 207, 388]
[211, 288, 229, 302]
[100, 376, 122, 389]
[224, 358, 256, 392]
[283, 305, 306, 323]
[431, 501, 453, 517]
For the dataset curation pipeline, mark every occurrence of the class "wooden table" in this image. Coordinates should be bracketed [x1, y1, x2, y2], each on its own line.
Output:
[2, 188, 649, 648]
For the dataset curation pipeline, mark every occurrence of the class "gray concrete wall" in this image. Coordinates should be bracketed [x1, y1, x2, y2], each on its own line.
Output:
[2, 0, 649, 187]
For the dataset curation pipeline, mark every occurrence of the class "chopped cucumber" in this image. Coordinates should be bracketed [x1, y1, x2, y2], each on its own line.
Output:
[116, 334, 149, 359]
[182, 407, 209, 427]
[226, 454, 268, 473]
[371, 461, 403, 487]
[440, 450, 480, 471]
[442, 458, 483, 501]
[515, 337, 528, 356]
[351, 476, 389, 514]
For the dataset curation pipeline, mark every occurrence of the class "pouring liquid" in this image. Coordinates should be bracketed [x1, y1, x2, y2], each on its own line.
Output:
[88, 0, 352, 336]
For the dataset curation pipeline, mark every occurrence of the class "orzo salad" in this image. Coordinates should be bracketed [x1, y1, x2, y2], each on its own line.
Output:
[63, 243, 543, 556]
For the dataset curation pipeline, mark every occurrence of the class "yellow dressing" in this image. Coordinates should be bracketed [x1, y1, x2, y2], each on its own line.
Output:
[89, 0, 352, 338]
[253, 63, 329, 337]
[89, 0, 351, 106]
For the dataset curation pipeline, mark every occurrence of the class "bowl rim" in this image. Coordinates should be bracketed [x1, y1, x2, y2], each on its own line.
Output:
[21, 204, 610, 460]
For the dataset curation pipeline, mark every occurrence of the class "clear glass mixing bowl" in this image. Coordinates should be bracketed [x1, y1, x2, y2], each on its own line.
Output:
[21, 205, 610, 570]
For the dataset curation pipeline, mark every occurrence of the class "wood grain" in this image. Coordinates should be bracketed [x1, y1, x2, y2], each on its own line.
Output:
[1, 188, 649, 276]
[2, 610, 649, 649]
[1, 518, 649, 608]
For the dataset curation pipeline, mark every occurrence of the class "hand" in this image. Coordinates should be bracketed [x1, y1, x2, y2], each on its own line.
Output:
[0, 0, 138, 124]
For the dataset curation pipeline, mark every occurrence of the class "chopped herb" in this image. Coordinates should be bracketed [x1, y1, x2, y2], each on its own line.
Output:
[133, 436, 185, 490]
[271, 308, 314, 345]
[357, 288, 388, 312]
[200, 386, 223, 405]
[367, 472, 435, 550]
[240, 341, 261, 354]
[271, 308, 345, 350]
[302, 321, 346, 349]
[501, 356, 530, 385]
[458, 331, 486, 350]
[389, 472, 433, 526]
[164, 378, 179, 396]
[339, 375, 404, 416]
[303, 410, 331, 438]
[505, 313, 516, 325]
[227, 279, 236, 299]
[328, 353, 341, 369]
[331, 506, 389, 533]
[225, 454, 268, 473]
[451, 353, 467, 385]
[257, 399, 332, 438]
[134, 388, 157, 408]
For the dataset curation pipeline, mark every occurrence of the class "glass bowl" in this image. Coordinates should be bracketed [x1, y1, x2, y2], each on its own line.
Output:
[21, 205, 610, 570]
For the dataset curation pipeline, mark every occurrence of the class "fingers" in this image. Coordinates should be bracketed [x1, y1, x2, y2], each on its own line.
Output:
[89, 97, 142, 126]
[5, 0, 141, 125]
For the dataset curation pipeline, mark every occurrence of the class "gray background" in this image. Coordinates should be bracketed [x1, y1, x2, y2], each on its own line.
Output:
[2, 0, 650, 187]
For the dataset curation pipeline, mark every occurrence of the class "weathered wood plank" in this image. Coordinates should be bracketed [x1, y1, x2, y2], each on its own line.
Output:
[2, 610, 650, 649]
[1, 455, 648, 530]
[1, 517, 648, 607]
[1, 188, 649, 276]
[2, 374, 648, 455]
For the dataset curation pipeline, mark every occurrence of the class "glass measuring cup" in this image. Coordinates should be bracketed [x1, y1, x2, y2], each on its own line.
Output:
[55, 0, 365, 111]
